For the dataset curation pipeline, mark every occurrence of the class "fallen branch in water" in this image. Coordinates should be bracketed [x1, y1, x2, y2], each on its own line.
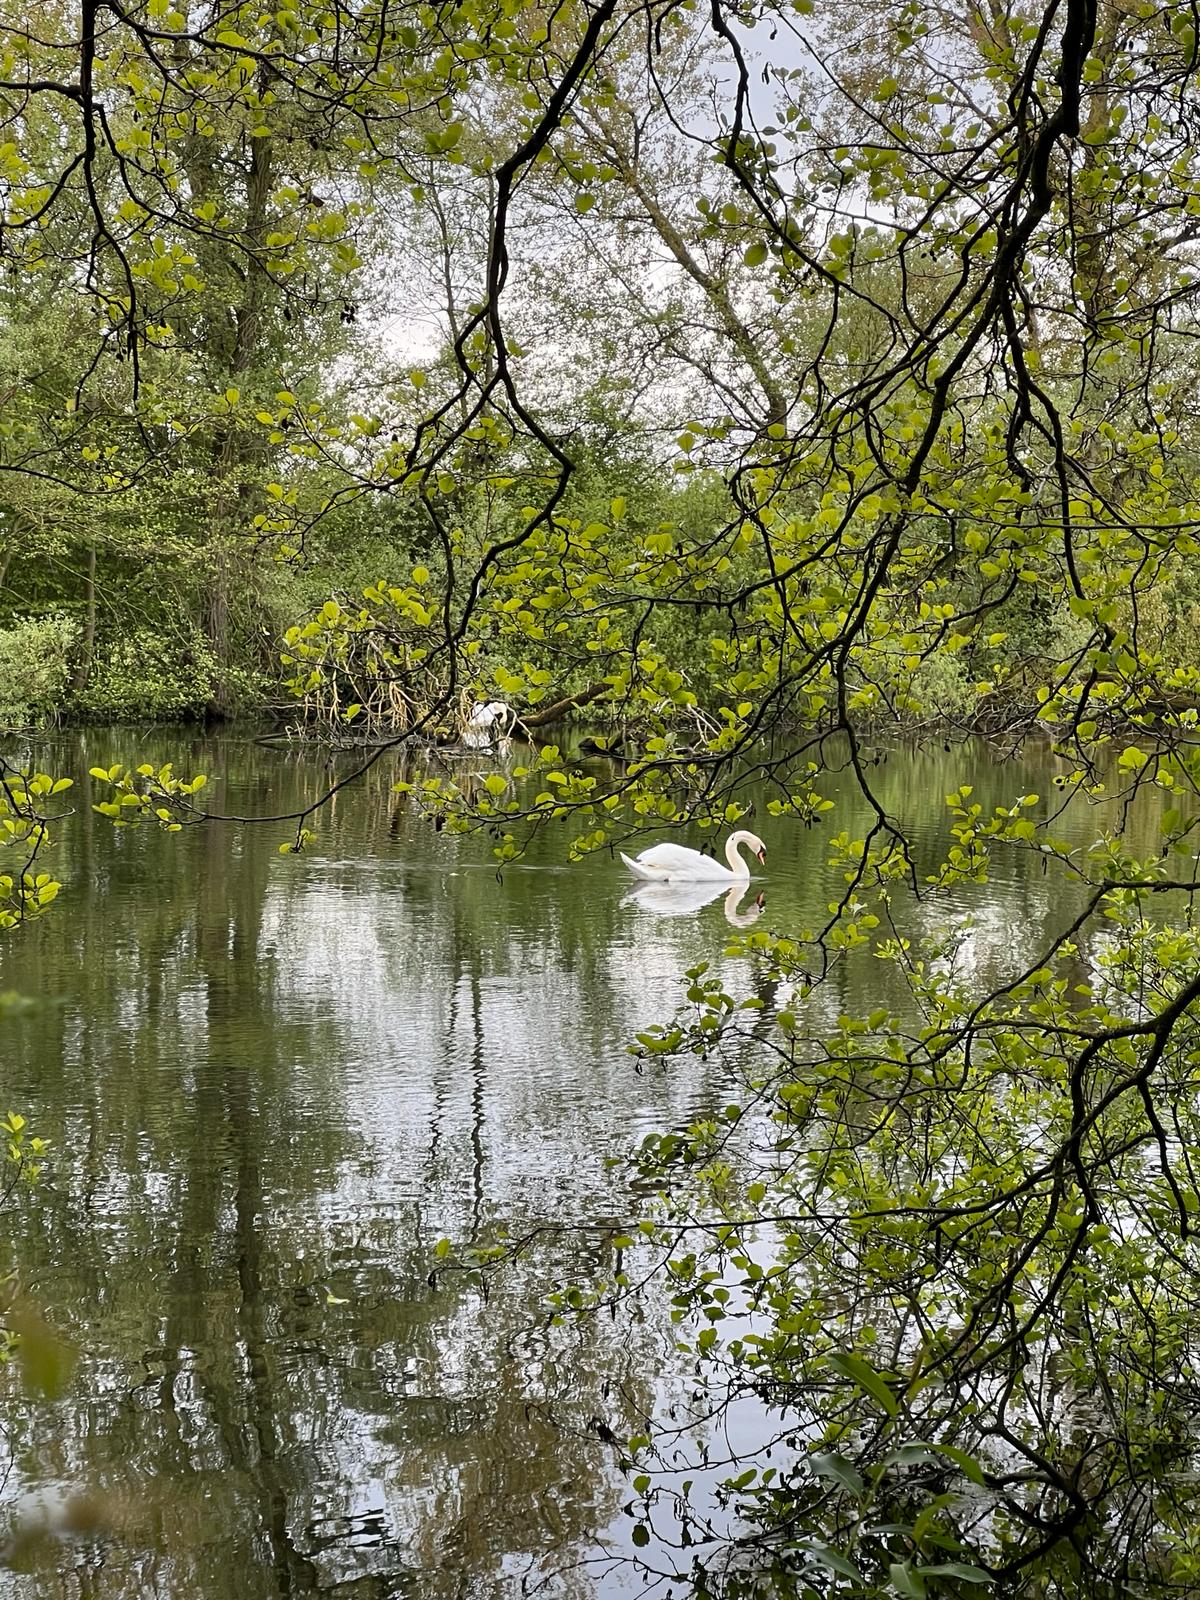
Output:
[518, 683, 608, 728]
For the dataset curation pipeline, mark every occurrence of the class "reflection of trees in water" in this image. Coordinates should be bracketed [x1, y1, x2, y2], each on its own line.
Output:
[781, 737, 1174, 1027]
[0, 731, 1175, 1595]
[0, 732, 701, 1597]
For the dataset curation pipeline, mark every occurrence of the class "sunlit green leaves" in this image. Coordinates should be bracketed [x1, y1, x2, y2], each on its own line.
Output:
[88, 763, 207, 831]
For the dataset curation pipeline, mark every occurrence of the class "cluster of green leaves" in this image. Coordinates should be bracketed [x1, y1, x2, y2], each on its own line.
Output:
[551, 756, 1200, 1596]
[87, 762, 208, 831]
[0, 768, 71, 927]
[0, 614, 79, 729]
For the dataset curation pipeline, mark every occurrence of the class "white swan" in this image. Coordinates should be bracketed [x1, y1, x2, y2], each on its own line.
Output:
[465, 700, 516, 735]
[620, 829, 767, 883]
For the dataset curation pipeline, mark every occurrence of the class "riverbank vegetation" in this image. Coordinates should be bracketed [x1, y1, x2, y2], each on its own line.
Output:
[6, 0, 1199, 743]
[8, 0, 1200, 1594]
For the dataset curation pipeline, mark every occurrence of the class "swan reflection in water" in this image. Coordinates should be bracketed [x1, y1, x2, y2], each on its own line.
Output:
[461, 729, 511, 751]
[622, 878, 767, 928]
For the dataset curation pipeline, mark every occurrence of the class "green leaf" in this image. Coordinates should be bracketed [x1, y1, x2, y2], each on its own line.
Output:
[743, 241, 768, 268]
[882, 1443, 940, 1469]
[931, 1442, 988, 1486]
[808, 1451, 864, 1496]
[574, 192, 597, 213]
[890, 1562, 927, 1599]
[919, 1562, 993, 1585]
[825, 1349, 899, 1416]
[802, 1543, 863, 1581]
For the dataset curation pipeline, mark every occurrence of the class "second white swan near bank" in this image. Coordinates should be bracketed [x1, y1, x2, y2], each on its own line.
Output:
[465, 700, 516, 735]
[620, 829, 767, 883]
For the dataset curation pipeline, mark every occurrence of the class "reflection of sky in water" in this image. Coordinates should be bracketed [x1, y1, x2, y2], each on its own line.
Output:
[254, 858, 756, 1221]
[0, 731, 1175, 1596]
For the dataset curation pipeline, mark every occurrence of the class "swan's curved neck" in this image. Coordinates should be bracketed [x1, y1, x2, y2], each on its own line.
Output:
[724, 832, 752, 877]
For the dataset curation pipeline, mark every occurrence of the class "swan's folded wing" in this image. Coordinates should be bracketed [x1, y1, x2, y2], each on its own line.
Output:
[630, 841, 705, 873]
[620, 851, 670, 880]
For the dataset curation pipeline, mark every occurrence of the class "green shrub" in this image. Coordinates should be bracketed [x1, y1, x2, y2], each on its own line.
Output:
[0, 613, 79, 729]
[73, 626, 236, 721]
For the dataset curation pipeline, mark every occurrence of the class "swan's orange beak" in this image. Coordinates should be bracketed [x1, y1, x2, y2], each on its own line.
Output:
[756, 847, 767, 865]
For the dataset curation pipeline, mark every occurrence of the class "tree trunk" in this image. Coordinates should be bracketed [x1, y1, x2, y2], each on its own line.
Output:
[580, 107, 789, 432]
[204, 128, 275, 719]
[71, 540, 97, 698]
[519, 682, 608, 726]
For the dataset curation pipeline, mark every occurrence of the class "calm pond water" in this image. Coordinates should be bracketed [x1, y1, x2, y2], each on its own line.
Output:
[0, 728, 1171, 1597]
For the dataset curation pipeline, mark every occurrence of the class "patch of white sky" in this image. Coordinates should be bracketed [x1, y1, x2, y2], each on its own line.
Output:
[364, 8, 824, 368]
[350, 0, 973, 431]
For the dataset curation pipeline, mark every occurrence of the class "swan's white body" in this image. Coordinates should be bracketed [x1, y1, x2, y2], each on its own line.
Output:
[620, 829, 766, 884]
[466, 700, 516, 735]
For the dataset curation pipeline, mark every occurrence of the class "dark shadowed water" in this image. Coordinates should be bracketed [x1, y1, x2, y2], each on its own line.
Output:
[0, 728, 1169, 1597]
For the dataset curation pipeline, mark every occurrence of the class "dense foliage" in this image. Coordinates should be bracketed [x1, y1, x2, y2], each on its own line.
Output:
[8, 0, 1200, 1593]
[9, 0, 1198, 738]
